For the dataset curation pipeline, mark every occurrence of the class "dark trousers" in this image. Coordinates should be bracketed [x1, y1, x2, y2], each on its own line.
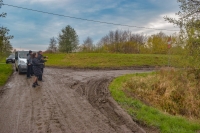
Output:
[38, 68, 44, 81]
[31, 65, 34, 76]
[27, 65, 33, 77]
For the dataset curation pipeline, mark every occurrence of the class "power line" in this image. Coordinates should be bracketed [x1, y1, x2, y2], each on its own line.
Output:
[3, 3, 179, 32]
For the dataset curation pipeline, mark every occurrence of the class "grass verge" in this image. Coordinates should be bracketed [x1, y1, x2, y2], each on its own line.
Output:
[109, 72, 200, 133]
[0, 56, 13, 87]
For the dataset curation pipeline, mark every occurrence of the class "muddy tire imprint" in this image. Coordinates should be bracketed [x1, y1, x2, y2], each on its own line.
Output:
[0, 67, 152, 133]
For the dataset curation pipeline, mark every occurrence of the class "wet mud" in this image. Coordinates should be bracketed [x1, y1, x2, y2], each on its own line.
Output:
[0, 67, 152, 133]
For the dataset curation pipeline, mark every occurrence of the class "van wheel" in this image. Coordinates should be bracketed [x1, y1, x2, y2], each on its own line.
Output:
[18, 66, 22, 74]
[15, 65, 18, 71]
[18, 69, 22, 75]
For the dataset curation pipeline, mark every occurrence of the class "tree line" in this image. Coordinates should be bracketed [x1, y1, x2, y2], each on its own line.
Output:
[47, 27, 184, 55]
[0, 0, 13, 56]
[47, 0, 199, 58]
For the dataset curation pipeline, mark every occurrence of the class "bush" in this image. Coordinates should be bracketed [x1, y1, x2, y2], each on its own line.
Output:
[125, 68, 200, 119]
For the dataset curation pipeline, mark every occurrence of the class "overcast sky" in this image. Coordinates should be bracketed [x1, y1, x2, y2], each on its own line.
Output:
[1, 0, 180, 51]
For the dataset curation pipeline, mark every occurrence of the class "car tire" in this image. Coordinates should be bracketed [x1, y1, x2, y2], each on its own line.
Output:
[18, 68, 22, 75]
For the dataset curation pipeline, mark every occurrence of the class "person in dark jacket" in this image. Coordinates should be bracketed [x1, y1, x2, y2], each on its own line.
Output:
[27, 50, 33, 78]
[37, 51, 47, 81]
[32, 52, 44, 88]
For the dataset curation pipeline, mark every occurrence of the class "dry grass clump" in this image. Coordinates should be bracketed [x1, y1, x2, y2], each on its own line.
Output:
[125, 68, 200, 119]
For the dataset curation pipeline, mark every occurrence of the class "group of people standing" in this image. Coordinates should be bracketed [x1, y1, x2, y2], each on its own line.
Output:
[26, 50, 48, 88]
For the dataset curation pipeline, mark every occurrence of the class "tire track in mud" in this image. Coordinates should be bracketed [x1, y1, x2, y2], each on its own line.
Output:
[0, 67, 152, 133]
[42, 72, 117, 133]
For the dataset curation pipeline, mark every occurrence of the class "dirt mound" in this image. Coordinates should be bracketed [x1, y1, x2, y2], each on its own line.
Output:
[72, 77, 145, 133]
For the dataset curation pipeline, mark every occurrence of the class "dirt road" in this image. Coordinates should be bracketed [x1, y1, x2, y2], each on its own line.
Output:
[0, 67, 152, 133]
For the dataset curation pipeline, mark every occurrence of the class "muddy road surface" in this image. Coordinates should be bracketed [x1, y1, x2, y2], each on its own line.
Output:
[0, 67, 152, 133]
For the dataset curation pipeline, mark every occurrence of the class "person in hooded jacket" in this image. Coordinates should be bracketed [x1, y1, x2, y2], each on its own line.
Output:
[37, 51, 47, 81]
[32, 52, 44, 87]
[27, 50, 33, 78]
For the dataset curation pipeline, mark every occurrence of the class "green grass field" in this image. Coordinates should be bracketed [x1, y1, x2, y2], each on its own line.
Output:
[109, 73, 200, 133]
[0, 56, 13, 87]
[44, 53, 187, 68]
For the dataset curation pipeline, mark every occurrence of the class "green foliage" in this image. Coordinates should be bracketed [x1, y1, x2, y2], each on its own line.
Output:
[0, 0, 13, 55]
[164, 0, 200, 68]
[58, 25, 79, 53]
[146, 32, 169, 54]
[109, 73, 200, 133]
[97, 30, 146, 54]
[0, 56, 13, 86]
[95, 29, 187, 55]
[0, 27, 13, 54]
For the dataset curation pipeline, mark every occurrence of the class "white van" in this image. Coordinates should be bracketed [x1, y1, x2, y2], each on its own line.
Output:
[15, 51, 29, 74]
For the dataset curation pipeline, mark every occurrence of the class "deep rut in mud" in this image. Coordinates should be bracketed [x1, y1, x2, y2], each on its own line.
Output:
[0, 67, 152, 133]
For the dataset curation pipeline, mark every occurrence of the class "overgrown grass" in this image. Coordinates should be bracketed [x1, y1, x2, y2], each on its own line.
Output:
[125, 68, 200, 119]
[44, 53, 187, 68]
[109, 72, 200, 133]
[0, 56, 13, 87]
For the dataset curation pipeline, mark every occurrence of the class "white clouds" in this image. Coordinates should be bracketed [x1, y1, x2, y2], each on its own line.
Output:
[15, 44, 47, 51]
[9, 0, 72, 4]
[3, 0, 181, 50]
[133, 14, 179, 36]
